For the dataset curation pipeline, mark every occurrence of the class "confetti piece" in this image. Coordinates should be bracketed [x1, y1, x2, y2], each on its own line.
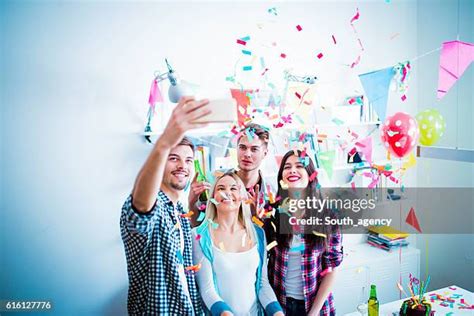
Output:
[241, 233, 247, 247]
[309, 171, 318, 182]
[176, 249, 184, 263]
[180, 211, 194, 218]
[332, 118, 344, 125]
[219, 241, 226, 251]
[312, 231, 326, 238]
[172, 221, 181, 232]
[290, 243, 305, 252]
[401, 94, 407, 101]
[195, 234, 201, 240]
[279, 180, 289, 189]
[185, 262, 202, 272]
[280, 53, 287, 58]
[219, 191, 229, 199]
[242, 49, 252, 55]
[271, 222, 277, 232]
[268, 192, 275, 204]
[295, 115, 304, 124]
[252, 216, 264, 227]
[351, 55, 361, 68]
[295, 92, 302, 99]
[244, 198, 254, 205]
[210, 198, 219, 205]
[350, 8, 360, 24]
[197, 211, 206, 222]
[332, 35, 337, 44]
[296, 25, 302, 31]
[266, 240, 278, 251]
[236, 39, 247, 46]
[406, 207, 422, 233]
[268, 7, 278, 16]
[240, 35, 250, 41]
[317, 52, 324, 59]
[351, 181, 356, 192]
[390, 32, 400, 40]
[243, 66, 252, 71]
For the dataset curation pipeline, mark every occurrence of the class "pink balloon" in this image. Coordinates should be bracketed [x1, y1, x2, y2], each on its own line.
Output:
[380, 112, 419, 158]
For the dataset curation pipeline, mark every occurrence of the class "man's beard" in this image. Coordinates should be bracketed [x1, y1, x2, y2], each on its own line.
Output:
[170, 180, 187, 191]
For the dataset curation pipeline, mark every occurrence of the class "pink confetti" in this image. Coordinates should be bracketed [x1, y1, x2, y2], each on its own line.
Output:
[280, 53, 287, 58]
[401, 95, 407, 101]
[350, 8, 360, 24]
[296, 25, 302, 31]
[317, 52, 324, 59]
[236, 39, 247, 45]
[332, 35, 337, 44]
[351, 182, 356, 192]
[148, 79, 164, 108]
[309, 171, 318, 182]
[295, 92, 301, 99]
[350, 55, 361, 68]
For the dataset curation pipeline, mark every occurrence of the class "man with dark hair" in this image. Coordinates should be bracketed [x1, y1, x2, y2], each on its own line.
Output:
[120, 96, 211, 315]
[189, 122, 273, 222]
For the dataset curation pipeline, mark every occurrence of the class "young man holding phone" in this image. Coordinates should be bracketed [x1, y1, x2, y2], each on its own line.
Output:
[120, 96, 210, 315]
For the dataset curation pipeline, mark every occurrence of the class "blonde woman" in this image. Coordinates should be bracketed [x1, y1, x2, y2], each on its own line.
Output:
[192, 171, 283, 316]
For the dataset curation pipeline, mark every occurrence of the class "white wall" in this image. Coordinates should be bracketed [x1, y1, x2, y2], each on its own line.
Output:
[0, 1, 471, 314]
[415, 0, 474, 292]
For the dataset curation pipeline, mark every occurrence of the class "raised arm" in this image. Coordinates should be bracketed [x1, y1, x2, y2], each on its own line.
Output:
[131, 97, 210, 213]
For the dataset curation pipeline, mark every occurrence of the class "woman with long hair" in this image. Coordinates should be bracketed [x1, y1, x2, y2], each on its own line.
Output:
[192, 171, 284, 316]
[264, 150, 343, 316]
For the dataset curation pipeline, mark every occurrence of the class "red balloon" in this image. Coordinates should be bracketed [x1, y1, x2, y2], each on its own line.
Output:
[380, 112, 419, 158]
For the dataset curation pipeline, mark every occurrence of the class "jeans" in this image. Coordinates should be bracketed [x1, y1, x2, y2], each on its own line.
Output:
[286, 297, 306, 316]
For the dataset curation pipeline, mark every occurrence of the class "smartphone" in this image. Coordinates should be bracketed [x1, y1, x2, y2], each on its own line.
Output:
[193, 98, 237, 123]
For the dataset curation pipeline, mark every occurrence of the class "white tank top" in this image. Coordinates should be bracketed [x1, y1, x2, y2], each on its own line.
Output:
[212, 244, 260, 315]
[285, 234, 304, 300]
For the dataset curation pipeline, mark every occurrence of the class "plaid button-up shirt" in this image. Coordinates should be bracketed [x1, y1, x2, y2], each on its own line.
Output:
[267, 233, 343, 315]
[120, 191, 202, 315]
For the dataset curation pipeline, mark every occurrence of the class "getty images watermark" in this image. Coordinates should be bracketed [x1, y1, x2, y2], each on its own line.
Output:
[284, 194, 394, 228]
[277, 188, 474, 234]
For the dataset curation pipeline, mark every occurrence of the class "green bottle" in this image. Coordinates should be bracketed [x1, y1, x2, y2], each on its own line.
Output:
[194, 159, 209, 202]
[368, 284, 379, 316]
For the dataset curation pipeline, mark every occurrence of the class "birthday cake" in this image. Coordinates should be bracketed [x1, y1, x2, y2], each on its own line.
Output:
[400, 299, 434, 316]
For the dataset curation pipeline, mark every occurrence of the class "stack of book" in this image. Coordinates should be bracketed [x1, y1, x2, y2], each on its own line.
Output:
[367, 226, 409, 251]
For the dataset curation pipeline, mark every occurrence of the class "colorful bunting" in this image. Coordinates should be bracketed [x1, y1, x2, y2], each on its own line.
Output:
[317, 150, 336, 179]
[406, 207, 422, 233]
[437, 40, 474, 99]
[359, 67, 395, 123]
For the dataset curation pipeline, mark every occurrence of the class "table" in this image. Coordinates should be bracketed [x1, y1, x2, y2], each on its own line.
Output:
[344, 285, 474, 315]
